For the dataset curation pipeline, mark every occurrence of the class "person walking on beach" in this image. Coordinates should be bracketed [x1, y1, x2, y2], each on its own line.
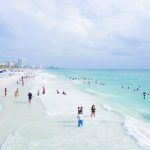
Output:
[4, 88, 7, 96]
[42, 86, 45, 95]
[28, 92, 33, 103]
[91, 105, 96, 117]
[21, 76, 24, 86]
[37, 90, 40, 96]
[77, 112, 84, 127]
[15, 88, 19, 97]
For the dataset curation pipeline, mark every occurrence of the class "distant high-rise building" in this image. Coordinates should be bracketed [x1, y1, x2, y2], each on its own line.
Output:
[7, 60, 16, 67]
[18, 59, 25, 67]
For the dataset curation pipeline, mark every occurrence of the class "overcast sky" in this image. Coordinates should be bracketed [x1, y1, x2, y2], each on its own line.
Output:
[0, 0, 150, 69]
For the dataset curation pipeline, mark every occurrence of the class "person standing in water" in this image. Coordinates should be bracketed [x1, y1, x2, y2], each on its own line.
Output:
[42, 86, 45, 95]
[91, 105, 96, 117]
[28, 92, 33, 103]
[143, 92, 146, 99]
[77, 112, 84, 127]
[4, 88, 7, 96]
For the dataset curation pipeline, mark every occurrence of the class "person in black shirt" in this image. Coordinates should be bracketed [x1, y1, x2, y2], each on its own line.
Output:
[28, 92, 33, 103]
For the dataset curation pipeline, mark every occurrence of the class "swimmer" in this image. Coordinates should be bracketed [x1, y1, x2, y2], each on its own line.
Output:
[143, 92, 146, 99]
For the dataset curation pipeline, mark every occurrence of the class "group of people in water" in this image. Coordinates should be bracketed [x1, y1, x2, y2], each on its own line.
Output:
[67, 75, 150, 100]
[122, 85, 150, 99]
[68, 76, 105, 86]
[77, 105, 96, 127]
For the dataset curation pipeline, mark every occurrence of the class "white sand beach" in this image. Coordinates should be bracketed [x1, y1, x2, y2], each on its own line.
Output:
[0, 70, 145, 150]
[0, 70, 44, 145]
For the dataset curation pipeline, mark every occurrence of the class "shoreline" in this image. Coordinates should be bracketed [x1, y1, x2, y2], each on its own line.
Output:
[0, 70, 147, 150]
[0, 70, 45, 146]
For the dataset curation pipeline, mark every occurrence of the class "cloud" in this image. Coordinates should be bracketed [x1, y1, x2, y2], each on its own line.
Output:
[0, 0, 150, 68]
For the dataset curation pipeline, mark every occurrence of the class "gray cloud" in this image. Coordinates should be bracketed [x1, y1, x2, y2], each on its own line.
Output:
[0, 0, 150, 68]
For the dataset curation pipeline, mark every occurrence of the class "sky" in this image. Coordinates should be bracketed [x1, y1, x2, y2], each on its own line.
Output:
[0, 0, 150, 69]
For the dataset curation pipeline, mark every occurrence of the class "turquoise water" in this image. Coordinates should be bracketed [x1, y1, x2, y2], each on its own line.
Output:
[47, 69, 150, 122]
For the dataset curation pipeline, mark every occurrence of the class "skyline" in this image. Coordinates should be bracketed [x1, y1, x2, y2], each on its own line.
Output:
[0, 0, 150, 69]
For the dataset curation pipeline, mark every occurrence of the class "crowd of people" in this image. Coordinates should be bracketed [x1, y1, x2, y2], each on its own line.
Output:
[3, 74, 46, 104]
[122, 85, 149, 99]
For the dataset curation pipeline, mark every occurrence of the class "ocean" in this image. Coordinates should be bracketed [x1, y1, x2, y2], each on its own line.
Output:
[48, 69, 150, 120]
[47, 69, 150, 149]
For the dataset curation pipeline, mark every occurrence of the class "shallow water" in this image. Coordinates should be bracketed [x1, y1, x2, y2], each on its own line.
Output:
[46, 69, 150, 149]
[48, 69, 150, 121]
[1, 70, 150, 150]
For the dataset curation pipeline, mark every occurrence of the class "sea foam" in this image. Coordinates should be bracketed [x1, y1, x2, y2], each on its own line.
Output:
[0, 130, 19, 150]
[85, 88, 109, 97]
[123, 118, 150, 149]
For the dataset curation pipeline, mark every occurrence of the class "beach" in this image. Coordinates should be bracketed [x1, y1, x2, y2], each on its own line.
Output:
[0, 69, 149, 150]
[0, 70, 44, 145]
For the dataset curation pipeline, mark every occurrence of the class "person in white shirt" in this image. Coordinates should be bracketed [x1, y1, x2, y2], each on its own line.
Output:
[77, 112, 83, 127]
